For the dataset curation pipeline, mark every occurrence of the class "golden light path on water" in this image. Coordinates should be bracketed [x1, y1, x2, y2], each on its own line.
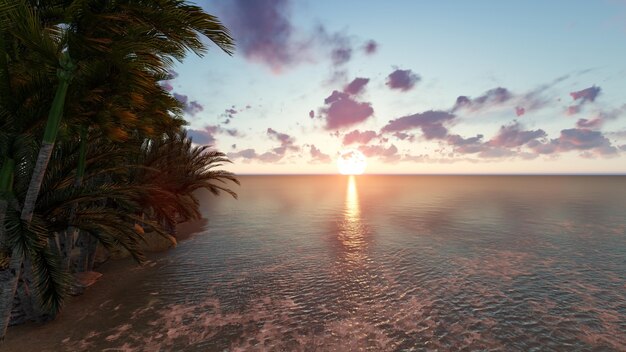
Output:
[339, 175, 367, 265]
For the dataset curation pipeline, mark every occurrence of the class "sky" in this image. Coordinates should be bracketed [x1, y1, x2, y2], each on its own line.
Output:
[165, 0, 626, 174]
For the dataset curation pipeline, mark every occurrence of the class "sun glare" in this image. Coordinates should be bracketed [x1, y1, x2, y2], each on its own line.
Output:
[337, 149, 367, 175]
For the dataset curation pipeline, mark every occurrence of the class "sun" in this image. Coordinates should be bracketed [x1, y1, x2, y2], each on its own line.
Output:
[337, 149, 367, 175]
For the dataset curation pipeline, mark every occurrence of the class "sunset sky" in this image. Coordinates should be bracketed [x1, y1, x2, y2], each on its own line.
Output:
[165, 0, 626, 174]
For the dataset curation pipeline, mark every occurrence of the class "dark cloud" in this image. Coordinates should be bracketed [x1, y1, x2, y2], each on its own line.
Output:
[381, 110, 455, 139]
[161, 82, 173, 92]
[267, 128, 298, 152]
[386, 69, 421, 92]
[363, 40, 378, 55]
[452, 87, 513, 112]
[186, 101, 204, 116]
[566, 86, 602, 115]
[216, 0, 308, 72]
[446, 134, 485, 154]
[320, 90, 374, 130]
[570, 86, 601, 103]
[186, 125, 241, 146]
[576, 118, 603, 129]
[166, 70, 179, 80]
[331, 46, 352, 66]
[309, 145, 331, 163]
[488, 122, 547, 148]
[187, 126, 217, 145]
[344, 77, 370, 95]
[528, 128, 618, 156]
[342, 130, 378, 145]
[392, 132, 415, 142]
[173, 93, 204, 116]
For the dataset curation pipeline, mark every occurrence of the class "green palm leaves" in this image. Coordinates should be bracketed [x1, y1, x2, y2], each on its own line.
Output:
[0, 0, 237, 339]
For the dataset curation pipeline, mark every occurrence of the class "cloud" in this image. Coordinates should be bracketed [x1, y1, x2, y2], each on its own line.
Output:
[161, 82, 173, 92]
[342, 130, 378, 145]
[187, 126, 217, 145]
[226, 148, 285, 163]
[309, 110, 315, 118]
[228, 148, 258, 160]
[331, 46, 352, 66]
[386, 69, 420, 92]
[216, 0, 311, 72]
[309, 145, 331, 163]
[381, 110, 455, 139]
[363, 40, 378, 55]
[173, 93, 204, 117]
[566, 85, 601, 115]
[267, 128, 299, 154]
[528, 128, 618, 156]
[392, 132, 415, 142]
[344, 77, 369, 95]
[358, 144, 400, 162]
[187, 125, 241, 146]
[320, 90, 374, 130]
[515, 106, 525, 116]
[576, 118, 603, 129]
[452, 87, 513, 112]
[488, 122, 547, 148]
[570, 86, 601, 103]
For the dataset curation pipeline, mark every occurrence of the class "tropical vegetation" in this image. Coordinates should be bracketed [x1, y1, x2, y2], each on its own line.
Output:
[0, 0, 238, 339]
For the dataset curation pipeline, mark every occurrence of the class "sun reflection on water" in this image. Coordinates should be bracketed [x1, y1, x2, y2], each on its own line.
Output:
[340, 175, 367, 264]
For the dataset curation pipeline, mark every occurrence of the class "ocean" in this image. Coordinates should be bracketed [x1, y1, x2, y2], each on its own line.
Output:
[6, 176, 626, 351]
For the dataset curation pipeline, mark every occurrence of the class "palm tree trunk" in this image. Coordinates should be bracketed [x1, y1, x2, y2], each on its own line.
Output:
[73, 126, 90, 272]
[0, 158, 15, 244]
[0, 159, 16, 340]
[21, 53, 74, 223]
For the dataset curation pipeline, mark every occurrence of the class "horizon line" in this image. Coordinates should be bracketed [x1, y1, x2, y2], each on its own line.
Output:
[233, 173, 626, 176]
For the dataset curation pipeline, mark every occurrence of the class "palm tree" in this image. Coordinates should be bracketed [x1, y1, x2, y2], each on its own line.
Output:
[128, 131, 239, 237]
[0, 0, 236, 338]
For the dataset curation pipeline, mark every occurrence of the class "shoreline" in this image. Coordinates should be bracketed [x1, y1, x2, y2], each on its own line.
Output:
[1, 219, 208, 351]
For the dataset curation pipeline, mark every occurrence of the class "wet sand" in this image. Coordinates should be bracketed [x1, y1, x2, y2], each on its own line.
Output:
[1, 220, 207, 352]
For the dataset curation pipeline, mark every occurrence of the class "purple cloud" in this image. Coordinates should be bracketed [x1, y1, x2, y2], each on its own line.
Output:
[576, 118, 603, 129]
[186, 125, 241, 146]
[187, 126, 218, 145]
[386, 69, 420, 92]
[515, 106, 525, 116]
[570, 86, 601, 103]
[267, 128, 298, 152]
[358, 144, 400, 162]
[392, 132, 415, 142]
[161, 82, 173, 92]
[216, 0, 308, 72]
[227, 148, 284, 163]
[528, 128, 618, 156]
[363, 40, 378, 55]
[173, 93, 204, 117]
[452, 87, 513, 112]
[344, 77, 369, 95]
[320, 90, 374, 130]
[228, 148, 258, 159]
[186, 101, 204, 116]
[488, 122, 547, 148]
[342, 130, 378, 145]
[381, 110, 455, 140]
[309, 145, 331, 163]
